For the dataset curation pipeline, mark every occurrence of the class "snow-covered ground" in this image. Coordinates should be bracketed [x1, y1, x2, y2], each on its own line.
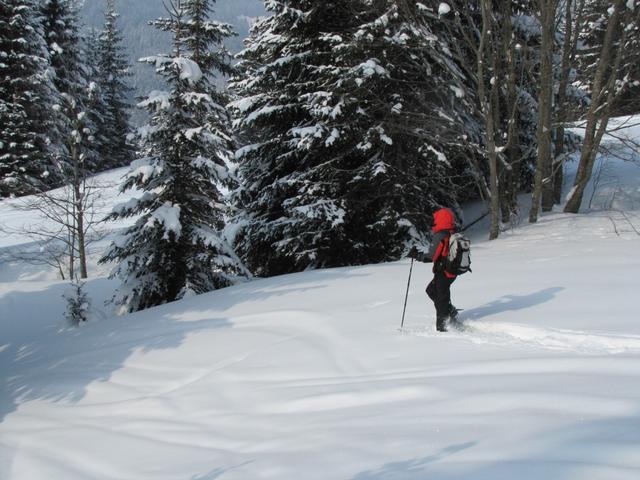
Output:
[1, 125, 640, 479]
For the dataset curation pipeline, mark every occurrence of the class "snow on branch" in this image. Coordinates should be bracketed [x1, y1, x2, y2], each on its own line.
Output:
[145, 202, 182, 239]
[140, 55, 203, 84]
[127, 158, 165, 184]
[138, 90, 171, 110]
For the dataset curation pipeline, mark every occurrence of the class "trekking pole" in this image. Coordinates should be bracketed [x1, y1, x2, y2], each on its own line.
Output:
[400, 258, 414, 330]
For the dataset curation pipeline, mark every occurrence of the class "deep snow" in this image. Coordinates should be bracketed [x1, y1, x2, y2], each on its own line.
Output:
[1, 122, 640, 479]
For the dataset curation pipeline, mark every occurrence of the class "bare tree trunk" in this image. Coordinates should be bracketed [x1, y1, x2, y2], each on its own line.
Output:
[73, 145, 88, 279]
[469, 154, 492, 202]
[3, 90, 103, 280]
[68, 114, 89, 279]
[552, 0, 574, 205]
[530, 0, 555, 222]
[554, 0, 585, 205]
[488, 2, 503, 240]
[564, 0, 625, 213]
[501, 0, 520, 223]
[68, 186, 76, 280]
[3, 180, 104, 280]
[478, 0, 501, 240]
[540, 0, 557, 213]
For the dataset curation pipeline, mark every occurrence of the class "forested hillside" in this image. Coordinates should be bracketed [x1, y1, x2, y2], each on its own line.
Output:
[2, 0, 638, 310]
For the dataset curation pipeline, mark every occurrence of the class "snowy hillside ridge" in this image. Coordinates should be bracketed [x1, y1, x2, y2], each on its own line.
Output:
[2, 129, 640, 476]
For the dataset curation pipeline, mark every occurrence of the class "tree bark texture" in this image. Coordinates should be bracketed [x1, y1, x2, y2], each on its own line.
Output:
[479, 0, 500, 240]
[530, 0, 555, 222]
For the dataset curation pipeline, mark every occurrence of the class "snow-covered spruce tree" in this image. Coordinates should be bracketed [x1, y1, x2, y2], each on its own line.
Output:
[41, 0, 98, 172]
[63, 279, 91, 326]
[0, 0, 56, 197]
[230, 0, 473, 276]
[83, 27, 111, 171]
[100, 0, 246, 314]
[343, 0, 479, 249]
[96, 0, 134, 169]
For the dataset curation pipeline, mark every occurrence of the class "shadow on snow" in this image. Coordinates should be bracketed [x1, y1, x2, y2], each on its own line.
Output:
[461, 287, 565, 321]
[0, 267, 369, 425]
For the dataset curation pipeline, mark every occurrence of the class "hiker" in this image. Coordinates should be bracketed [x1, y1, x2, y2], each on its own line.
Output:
[410, 207, 459, 332]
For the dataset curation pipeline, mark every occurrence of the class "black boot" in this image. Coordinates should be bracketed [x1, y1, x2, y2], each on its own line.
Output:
[448, 304, 459, 321]
[436, 316, 449, 332]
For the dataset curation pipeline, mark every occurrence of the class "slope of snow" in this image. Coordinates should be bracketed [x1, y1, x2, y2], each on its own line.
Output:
[1, 129, 640, 478]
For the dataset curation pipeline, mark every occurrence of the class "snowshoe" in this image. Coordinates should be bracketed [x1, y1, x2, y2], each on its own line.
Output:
[448, 317, 466, 331]
[446, 306, 466, 331]
[436, 316, 448, 332]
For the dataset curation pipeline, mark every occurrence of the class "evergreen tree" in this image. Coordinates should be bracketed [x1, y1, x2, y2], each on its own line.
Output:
[341, 0, 478, 256]
[83, 27, 111, 171]
[0, 0, 56, 197]
[63, 279, 91, 326]
[96, 0, 134, 169]
[230, 0, 474, 276]
[41, 0, 97, 173]
[100, 0, 246, 314]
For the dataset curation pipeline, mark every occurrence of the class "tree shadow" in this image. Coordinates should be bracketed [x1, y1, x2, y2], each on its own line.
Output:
[462, 287, 565, 322]
[350, 442, 477, 479]
[349, 412, 640, 479]
[0, 266, 371, 425]
[191, 461, 254, 480]
[0, 279, 234, 424]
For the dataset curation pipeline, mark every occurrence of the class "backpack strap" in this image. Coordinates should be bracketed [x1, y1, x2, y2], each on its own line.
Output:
[442, 233, 456, 278]
[433, 233, 450, 271]
[441, 233, 451, 258]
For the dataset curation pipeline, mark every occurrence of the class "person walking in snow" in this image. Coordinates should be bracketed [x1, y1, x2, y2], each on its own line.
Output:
[411, 208, 459, 332]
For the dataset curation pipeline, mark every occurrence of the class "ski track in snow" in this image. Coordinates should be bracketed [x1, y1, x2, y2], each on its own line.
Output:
[403, 320, 640, 355]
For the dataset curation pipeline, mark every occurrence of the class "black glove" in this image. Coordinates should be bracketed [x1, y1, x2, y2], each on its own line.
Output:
[408, 246, 432, 263]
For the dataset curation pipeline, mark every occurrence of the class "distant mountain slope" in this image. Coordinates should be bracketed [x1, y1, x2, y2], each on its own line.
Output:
[80, 0, 265, 100]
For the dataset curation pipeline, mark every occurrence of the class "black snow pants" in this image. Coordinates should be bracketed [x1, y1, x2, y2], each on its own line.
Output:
[426, 270, 456, 319]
